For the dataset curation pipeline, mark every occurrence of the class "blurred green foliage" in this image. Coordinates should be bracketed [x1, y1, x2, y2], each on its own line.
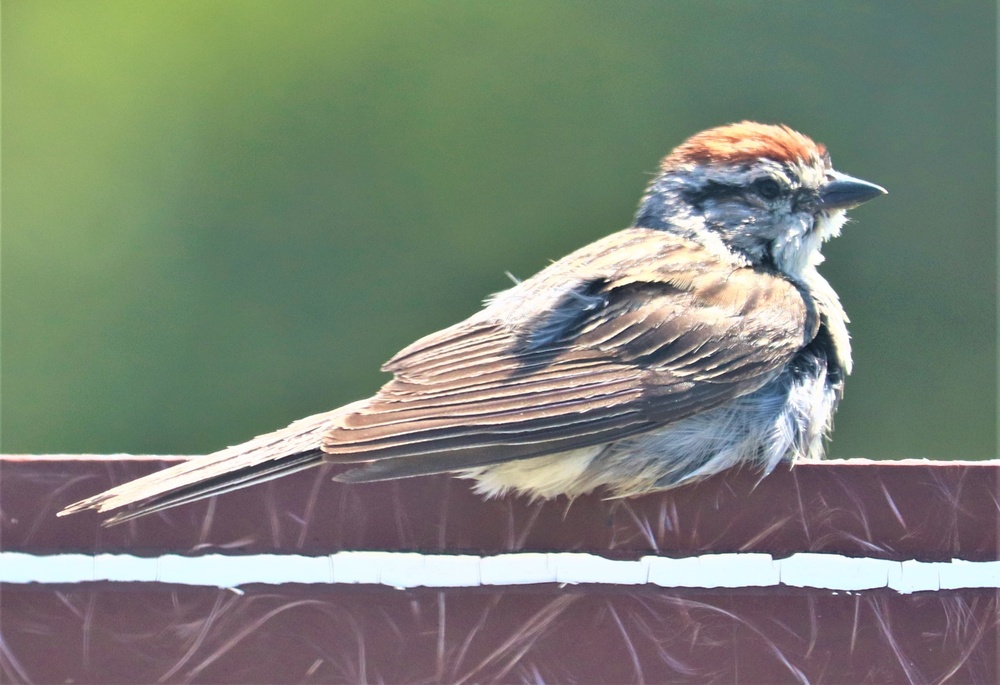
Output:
[3, 1, 995, 460]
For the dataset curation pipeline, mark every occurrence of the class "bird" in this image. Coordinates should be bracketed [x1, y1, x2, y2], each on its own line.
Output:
[61, 122, 886, 525]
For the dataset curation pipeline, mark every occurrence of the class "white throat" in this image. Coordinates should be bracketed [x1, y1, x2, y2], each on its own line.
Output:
[771, 210, 847, 280]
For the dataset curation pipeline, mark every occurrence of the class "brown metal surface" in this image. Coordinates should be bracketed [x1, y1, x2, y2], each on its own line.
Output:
[3, 456, 998, 560]
[4, 584, 997, 684]
[2, 456, 999, 684]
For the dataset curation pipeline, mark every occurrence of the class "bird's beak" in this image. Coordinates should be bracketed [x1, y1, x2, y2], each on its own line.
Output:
[819, 171, 887, 210]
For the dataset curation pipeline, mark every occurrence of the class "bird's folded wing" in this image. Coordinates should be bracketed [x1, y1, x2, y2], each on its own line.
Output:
[324, 230, 817, 481]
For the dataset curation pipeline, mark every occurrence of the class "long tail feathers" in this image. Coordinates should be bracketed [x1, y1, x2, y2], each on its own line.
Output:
[58, 411, 334, 526]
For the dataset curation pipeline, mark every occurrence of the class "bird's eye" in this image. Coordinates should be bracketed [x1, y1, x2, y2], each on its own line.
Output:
[751, 178, 782, 200]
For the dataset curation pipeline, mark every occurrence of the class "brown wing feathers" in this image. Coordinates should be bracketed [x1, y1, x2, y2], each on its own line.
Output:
[325, 230, 811, 481]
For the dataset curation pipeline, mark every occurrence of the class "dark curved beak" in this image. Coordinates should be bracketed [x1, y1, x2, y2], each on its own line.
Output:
[820, 171, 887, 210]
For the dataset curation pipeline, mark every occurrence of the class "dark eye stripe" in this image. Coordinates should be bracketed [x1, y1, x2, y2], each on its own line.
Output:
[681, 180, 743, 207]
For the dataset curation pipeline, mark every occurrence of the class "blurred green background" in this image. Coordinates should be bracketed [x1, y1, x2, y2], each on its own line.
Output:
[3, 1, 996, 461]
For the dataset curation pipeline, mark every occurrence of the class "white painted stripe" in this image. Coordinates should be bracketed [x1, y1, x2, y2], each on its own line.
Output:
[422, 554, 482, 587]
[647, 553, 781, 588]
[479, 553, 555, 585]
[551, 553, 649, 585]
[781, 553, 895, 591]
[938, 559, 1000, 590]
[1, 552, 997, 594]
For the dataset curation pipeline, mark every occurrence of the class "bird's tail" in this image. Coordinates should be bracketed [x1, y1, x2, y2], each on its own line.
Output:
[58, 410, 335, 526]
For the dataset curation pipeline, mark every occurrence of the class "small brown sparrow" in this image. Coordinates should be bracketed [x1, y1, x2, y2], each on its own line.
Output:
[62, 122, 885, 524]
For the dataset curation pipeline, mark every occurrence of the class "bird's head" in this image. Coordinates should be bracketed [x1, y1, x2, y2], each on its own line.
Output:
[634, 122, 886, 278]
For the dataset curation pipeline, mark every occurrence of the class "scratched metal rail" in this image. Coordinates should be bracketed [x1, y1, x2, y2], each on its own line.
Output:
[2, 455, 998, 684]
